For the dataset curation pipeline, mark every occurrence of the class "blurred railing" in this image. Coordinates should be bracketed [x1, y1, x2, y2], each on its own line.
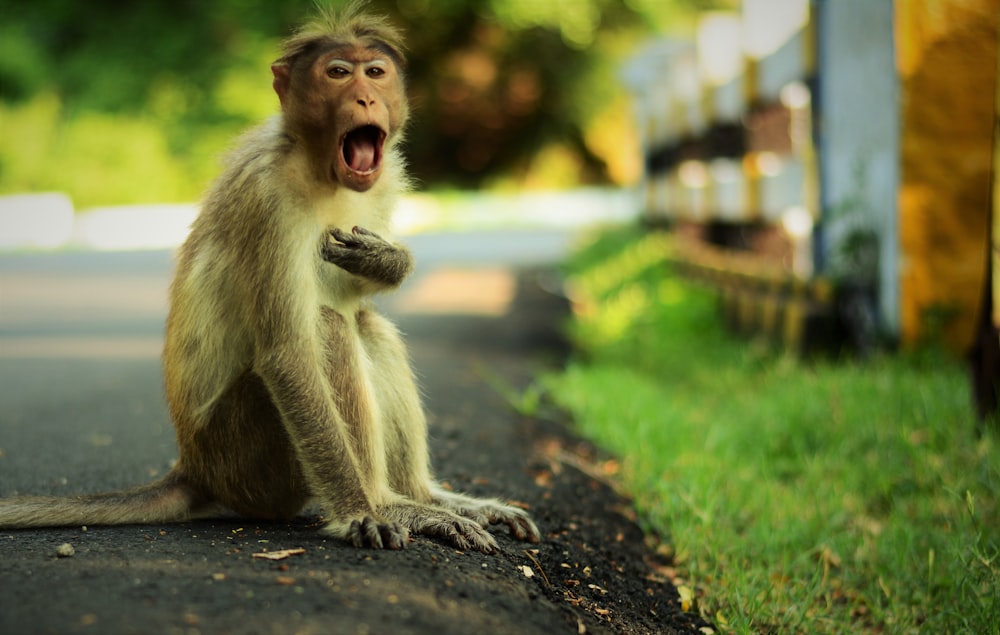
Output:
[623, 1, 836, 354]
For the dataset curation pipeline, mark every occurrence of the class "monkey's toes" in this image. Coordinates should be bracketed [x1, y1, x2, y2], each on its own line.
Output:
[486, 507, 540, 543]
[511, 517, 541, 543]
[453, 521, 499, 554]
[349, 516, 408, 550]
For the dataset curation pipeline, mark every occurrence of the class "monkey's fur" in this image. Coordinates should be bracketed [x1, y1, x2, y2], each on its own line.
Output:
[0, 4, 540, 553]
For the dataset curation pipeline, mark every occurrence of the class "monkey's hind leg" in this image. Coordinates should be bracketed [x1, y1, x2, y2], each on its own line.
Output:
[430, 485, 541, 544]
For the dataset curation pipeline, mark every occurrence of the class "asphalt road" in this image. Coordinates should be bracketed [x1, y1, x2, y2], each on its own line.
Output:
[0, 228, 708, 635]
[0, 229, 571, 489]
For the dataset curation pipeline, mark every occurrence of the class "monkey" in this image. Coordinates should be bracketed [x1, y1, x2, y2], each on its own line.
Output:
[0, 2, 540, 554]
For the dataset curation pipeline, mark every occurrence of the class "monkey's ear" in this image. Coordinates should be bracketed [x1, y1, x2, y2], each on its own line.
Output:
[271, 64, 291, 108]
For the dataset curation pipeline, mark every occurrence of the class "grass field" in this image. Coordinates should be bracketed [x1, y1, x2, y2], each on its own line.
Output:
[541, 226, 1000, 634]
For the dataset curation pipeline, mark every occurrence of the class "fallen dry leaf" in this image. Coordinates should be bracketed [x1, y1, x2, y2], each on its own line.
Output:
[519, 565, 535, 578]
[533, 470, 554, 488]
[252, 548, 305, 561]
[275, 576, 296, 586]
[678, 585, 695, 612]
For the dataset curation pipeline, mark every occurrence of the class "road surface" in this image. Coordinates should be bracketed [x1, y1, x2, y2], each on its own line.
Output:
[0, 229, 710, 635]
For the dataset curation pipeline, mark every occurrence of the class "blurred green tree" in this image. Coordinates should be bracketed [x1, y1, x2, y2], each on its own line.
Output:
[0, 0, 719, 204]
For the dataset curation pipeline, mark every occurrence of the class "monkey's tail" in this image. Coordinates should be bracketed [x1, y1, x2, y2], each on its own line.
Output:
[0, 469, 213, 529]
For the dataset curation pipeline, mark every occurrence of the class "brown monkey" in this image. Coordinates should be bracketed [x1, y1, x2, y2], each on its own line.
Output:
[0, 2, 540, 553]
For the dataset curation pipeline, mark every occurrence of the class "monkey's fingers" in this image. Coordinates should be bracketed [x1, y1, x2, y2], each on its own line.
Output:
[348, 516, 408, 550]
[380, 522, 409, 550]
[322, 243, 354, 260]
[321, 244, 357, 271]
[350, 516, 383, 549]
[329, 227, 364, 247]
[348, 518, 372, 548]
[351, 226, 380, 238]
[329, 226, 384, 248]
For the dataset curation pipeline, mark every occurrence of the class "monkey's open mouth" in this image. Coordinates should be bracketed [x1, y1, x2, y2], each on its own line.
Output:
[342, 125, 385, 174]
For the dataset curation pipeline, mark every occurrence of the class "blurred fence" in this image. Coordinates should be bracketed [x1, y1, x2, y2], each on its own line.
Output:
[623, 0, 998, 357]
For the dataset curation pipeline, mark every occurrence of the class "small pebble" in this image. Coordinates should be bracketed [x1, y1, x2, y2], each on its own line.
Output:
[56, 543, 75, 558]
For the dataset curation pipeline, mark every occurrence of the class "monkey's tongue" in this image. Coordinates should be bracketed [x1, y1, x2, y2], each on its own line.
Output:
[345, 130, 379, 173]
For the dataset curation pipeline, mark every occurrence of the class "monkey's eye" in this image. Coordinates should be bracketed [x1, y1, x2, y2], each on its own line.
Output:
[366, 67, 385, 78]
[327, 65, 351, 78]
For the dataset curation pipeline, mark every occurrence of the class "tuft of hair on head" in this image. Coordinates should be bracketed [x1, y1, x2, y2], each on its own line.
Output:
[276, 1, 407, 72]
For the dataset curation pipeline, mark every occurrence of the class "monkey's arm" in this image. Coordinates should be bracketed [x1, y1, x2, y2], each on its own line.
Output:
[322, 226, 413, 288]
[253, 343, 407, 549]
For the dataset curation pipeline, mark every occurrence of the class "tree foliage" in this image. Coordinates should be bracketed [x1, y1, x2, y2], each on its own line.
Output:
[0, 0, 714, 204]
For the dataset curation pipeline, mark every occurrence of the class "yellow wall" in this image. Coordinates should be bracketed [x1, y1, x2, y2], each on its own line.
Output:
[896, 0, 998, 350]
[994, 35, 1000, 330]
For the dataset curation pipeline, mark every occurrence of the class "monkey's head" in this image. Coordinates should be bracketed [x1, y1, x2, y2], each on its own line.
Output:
[272, 5, 409, 192]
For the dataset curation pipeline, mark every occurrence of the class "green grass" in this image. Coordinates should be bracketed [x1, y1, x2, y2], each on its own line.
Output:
[542, 225, 1000, 634]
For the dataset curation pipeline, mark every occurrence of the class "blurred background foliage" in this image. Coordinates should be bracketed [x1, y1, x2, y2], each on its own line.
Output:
[0, 0, 727, 207]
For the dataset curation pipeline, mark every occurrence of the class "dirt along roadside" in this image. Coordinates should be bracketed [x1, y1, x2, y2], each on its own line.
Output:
[0, 261, 713, 635]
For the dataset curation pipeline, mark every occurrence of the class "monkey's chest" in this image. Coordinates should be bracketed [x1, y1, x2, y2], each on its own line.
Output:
[312, 186, 387, 232]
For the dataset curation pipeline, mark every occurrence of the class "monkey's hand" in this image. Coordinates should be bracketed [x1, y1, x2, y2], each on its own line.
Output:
[324, 515, 410, 550]
[323, 226, 413, 287]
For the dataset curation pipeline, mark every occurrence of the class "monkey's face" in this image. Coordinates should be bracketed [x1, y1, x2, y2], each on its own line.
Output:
[274, 44, 408, 193]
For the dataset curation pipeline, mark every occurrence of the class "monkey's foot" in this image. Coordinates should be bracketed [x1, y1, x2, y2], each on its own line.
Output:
[324, 516, 409, 550]
[418, 515, 500, 554]
[381, 502, 500, 554]
[431, 489, 541, 544]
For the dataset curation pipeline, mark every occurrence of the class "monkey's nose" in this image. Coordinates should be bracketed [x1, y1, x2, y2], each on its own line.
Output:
[357, 98, 375, 107]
